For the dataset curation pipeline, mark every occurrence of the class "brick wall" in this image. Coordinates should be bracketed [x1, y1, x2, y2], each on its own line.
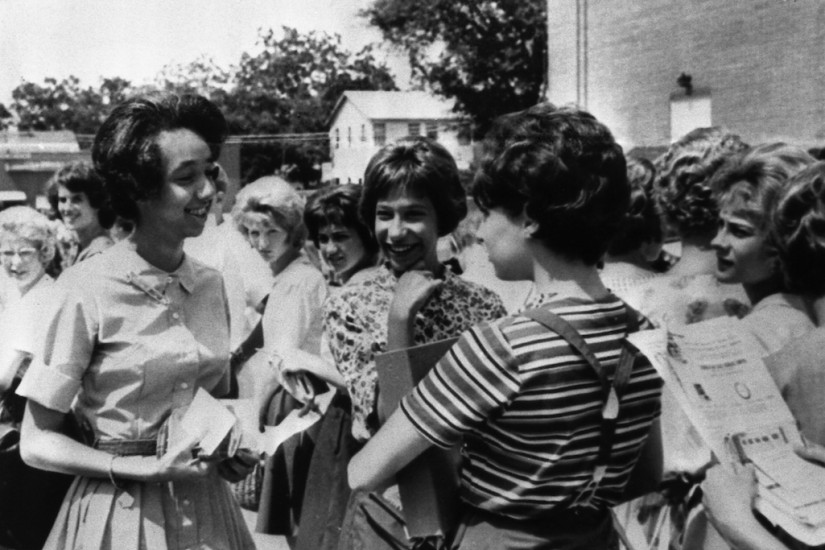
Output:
[547, 0, 825, 148]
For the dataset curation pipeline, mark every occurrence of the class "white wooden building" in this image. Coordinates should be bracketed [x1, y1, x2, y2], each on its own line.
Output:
[325, 90, 473, 183]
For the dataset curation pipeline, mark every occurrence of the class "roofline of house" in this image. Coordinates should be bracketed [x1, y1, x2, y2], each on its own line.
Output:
[325, 91, 467, 128]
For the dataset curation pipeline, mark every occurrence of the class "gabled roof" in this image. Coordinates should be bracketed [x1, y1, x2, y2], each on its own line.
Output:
[328, 91, 461, 127]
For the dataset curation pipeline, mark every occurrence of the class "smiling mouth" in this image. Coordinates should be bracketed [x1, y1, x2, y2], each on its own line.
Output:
[716, 257, 734, 270]
[185, 204, 210, 218]
[386, 243, 418, 256]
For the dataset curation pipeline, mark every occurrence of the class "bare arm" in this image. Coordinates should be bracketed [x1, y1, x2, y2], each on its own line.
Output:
[21, 400, 211, 483]
[279, 346, 346, 390]
[702, 464, 789, 550]
[348, 405, 433, 491]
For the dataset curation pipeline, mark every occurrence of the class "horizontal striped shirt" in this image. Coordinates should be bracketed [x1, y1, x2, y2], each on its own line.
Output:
[401, 294, 662, 520]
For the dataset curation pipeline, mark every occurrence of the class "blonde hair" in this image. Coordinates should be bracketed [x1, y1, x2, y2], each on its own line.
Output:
[0, 206, 57, 264]
[232, 176, 307, 248]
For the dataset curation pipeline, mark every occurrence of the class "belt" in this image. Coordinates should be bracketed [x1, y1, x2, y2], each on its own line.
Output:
[467, 504, 610, 535]
[94, 438, 157, 456]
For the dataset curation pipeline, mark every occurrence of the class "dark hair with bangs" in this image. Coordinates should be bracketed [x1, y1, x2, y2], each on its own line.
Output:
[473, 103, 629, 265]
[92, 92, 227, 222]
[304, 184, 377, 255]
[46, 160, 116, 229]
[360, 137, 467, 237]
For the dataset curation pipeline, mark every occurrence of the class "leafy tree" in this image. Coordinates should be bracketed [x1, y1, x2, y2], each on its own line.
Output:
[228, 26, 397, 183]
[10, 76, 132, 135]
[154, 55, 233, 97]
[0, 103, 12, 130]
[364, 0, 547, 135]
[7, 27, 397, 185]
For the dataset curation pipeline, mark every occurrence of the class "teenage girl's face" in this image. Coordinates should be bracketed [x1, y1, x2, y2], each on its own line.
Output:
[57, 185, 98, 233]
[374, 187, 440, 275]
[318, 223, 369, 283]
[477, 207, 533, 281]
[137, 128, 216, 243]
[243, 214, 292, 269]
[711, 207, 775, 286]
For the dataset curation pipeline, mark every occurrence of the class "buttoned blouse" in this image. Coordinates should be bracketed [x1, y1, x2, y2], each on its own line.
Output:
[18, 240, 230, 443]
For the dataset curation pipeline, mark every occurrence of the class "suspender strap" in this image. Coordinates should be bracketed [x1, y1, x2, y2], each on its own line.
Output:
[522, 305, 639, 505]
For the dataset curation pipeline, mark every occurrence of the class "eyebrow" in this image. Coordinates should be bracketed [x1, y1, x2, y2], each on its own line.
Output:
[169, 160, 198, 175]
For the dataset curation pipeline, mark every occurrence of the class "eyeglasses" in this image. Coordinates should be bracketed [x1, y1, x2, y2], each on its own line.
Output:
[0, 247, 39, 261]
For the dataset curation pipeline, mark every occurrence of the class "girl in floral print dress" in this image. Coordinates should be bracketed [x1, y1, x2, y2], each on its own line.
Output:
[324, 137, 506, 550]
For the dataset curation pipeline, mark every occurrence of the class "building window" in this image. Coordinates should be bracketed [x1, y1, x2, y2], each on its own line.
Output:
[373, 123, 386, 146]
[334, 128, 340, 149]
[425, 122, 438, 140]
[361, 124, 366, 142]
[347, 126, 352, 147]
[408, 122, 421, 137]
[670, 93, 711, 142]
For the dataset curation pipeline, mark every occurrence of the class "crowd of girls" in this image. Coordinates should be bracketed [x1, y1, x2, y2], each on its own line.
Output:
[2, 90, 825, 550]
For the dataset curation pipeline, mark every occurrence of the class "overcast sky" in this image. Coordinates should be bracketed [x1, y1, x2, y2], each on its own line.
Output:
[0, 0, 408, 106]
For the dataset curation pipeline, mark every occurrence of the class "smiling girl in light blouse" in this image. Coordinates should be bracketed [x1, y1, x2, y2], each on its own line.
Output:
[17, 93, 255, 550]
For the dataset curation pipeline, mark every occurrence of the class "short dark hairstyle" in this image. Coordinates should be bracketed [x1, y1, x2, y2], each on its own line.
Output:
[772, 161, 825, 296]
[473, 103, 629, 265]
[304, 184, 377, 255]
[609, 156, 663, 256]
[360, 137, 467, 237]
[653, 127, 748, 240]
[92, 93, 228, 222]
[46, 161, 116, 229]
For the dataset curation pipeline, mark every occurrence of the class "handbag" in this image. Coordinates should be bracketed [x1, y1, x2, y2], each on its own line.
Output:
[233, 458, 265, 511]
[0, 354, 78, 550]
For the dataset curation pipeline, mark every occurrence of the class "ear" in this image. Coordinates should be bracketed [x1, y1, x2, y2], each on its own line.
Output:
[521, 213, 539, 238]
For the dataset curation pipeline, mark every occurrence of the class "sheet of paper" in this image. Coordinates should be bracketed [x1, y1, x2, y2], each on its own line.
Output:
[178, 388, 237, 456]
[628, 318, 825, 543]
[628, 319, 799, 463]
[260, 388, 335, 456]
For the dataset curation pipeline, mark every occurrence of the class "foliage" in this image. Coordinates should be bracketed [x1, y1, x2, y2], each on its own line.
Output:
[0, 103, 12, 131]
[10, 76, 132, 134]
[363, 0, 547, 136]
[154, 55, 233, 97]
[6, 27, 396, 185]
[228, 26, 396, 183]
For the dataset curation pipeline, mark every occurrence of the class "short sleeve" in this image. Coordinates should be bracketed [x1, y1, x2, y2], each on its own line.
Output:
[401, 321, 521, 448]
[323, 289, 380, 439]
[17, 280, 97, 413]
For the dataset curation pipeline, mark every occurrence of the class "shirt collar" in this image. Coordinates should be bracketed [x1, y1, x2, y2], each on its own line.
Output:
[379, 261, 451, 282]
[115, 240, 197, 296]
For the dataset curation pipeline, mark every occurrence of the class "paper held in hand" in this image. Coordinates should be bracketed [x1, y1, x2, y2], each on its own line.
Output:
[628, 316, 825, 546]
[164, 388, 336, 460]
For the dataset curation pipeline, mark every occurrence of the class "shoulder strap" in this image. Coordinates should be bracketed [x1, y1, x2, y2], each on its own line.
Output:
[613, 303, 643, 397]
[522, 307, 610, 397]
[521, 305, 639, 506]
